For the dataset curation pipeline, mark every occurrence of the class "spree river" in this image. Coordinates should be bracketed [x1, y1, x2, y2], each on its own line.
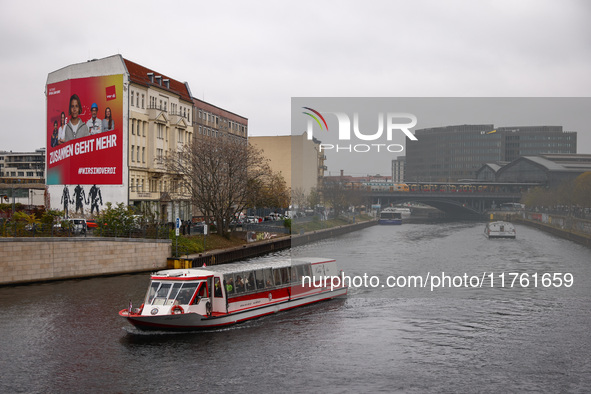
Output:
[1, 222, 590, 393]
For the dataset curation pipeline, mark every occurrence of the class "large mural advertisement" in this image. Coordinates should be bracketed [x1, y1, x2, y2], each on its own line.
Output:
[46, 75, 123, 185]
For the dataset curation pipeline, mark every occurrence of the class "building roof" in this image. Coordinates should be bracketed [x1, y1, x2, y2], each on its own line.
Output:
[496, 154, 591, 182]
[521, 155, 591, 172]
[477, 162, 508, 173]
[123, 58, 192, 102]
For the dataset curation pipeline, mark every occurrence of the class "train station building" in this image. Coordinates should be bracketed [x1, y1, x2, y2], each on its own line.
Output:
[405, 124, 577, 182]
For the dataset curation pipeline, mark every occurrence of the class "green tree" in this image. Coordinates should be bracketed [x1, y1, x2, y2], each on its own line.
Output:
[573, 172, 591, 208]
[96, 202, 136, 237]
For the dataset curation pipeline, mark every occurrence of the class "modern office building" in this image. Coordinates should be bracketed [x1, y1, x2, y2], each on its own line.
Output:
[405, 124, 577, 182]
[392, 156, 406, 183]
[46, 55, 247, 221]
[0, 149, 45, 184]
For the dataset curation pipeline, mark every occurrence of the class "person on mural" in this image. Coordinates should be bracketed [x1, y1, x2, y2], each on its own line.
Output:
[64, 94, 89, 142]
[50, 120, 59, 148]
[86, 103, 103, 135]
[102, 107, 115, 132]
[57, 111, 67, 145]
[88, 184, 103, 215]
[73, 185, 86, 214]
[61, 185, 72, 218]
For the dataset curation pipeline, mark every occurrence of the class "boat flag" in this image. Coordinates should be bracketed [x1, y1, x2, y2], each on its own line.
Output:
[128, 300, 132, 314]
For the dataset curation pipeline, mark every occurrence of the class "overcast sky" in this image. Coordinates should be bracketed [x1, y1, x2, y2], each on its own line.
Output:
[1, 0, 590, 174]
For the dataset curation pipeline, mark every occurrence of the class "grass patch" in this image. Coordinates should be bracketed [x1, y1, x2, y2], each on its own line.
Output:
[292, 215, 373, 233]
[172, 233, 247, 257]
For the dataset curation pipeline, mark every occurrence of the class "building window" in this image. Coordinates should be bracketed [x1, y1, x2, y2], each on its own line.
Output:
[157, 124, 163, 139]
[142, 94, 145, 109]
[131, 91, 134, 106]
[199, 126, 202, 134]
[131, 145, 135, 162]
[137, 146, 140, 162]
[131, 119, 135, 135]
[142, 147, 145, 163]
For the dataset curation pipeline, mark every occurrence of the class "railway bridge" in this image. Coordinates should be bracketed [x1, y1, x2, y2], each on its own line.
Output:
[361, 182, 535, 218]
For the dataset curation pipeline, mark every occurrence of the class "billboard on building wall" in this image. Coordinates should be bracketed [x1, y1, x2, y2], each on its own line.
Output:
[46, 75, 123, 185]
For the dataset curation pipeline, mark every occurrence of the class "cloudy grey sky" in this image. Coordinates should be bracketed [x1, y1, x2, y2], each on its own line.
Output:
[1, 0, 590, 174]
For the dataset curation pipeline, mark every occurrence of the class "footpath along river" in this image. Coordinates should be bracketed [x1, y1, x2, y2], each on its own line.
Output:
[0, 221, 590, 392]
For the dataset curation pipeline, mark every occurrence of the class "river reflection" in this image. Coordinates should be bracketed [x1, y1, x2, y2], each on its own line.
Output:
[1, 222, 590, 392]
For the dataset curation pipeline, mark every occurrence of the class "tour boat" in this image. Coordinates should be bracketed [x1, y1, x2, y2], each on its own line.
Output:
[119, 257, 347, 331]
[484, 221, 516, 239]
[379, 208, 403, 225]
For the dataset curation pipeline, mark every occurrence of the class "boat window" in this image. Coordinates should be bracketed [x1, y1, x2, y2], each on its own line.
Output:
[263, 268, 274, 288]
[164, 283, 183, 305]
[224, 274, 235, 294]
[254, 269, 264, 289]
[234, 273, 246, 294]
[146, 281, 160, 304]
[214, 277, 223, 298]
[273, 269, 281, 286]
[303, 264, 311, 277]
[280, 267, 290, 284]
[152, 283, 172, 305]
[245, 271, 256, 291]
[291, 266, 300, 283]
[312, 264, 324, 278]
[296, 265, 305, 280]
[190, 282, 207, 305]
[176, 283, 198, 305]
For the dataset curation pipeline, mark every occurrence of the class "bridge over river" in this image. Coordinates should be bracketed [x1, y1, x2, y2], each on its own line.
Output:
[363, 182, 535, 218]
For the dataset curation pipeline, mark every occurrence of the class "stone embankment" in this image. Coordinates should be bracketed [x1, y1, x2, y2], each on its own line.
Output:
[513, 212, 591, 247]
[169, 219, 377, 268]
[0, 220, 377, 285]
[0, 237, 171, 285]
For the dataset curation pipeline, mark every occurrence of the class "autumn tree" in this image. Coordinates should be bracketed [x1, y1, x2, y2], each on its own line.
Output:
[165, 136, 272, 238]
[573, 172, 591, 208]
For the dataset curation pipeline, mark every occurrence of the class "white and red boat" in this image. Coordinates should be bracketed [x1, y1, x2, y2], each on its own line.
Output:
[119, 257, 347, 331]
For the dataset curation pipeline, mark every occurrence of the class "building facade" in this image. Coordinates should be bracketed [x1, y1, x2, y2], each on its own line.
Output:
[46, 55, 246, 221]
[0, 149, 45, 184]
[392, 156, 406, 183]
[405, 124, 577, 182]
[249, 133, 325, 195]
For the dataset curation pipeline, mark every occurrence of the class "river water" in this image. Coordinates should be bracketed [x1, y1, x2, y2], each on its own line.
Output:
[1, 222, 590, 393]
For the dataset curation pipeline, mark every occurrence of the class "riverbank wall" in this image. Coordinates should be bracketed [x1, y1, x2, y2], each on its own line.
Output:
[0, 220, 377, 285]
[0, 237, 171, 285]
[512, 212, 591, 247]
[169, 219, 377, 268]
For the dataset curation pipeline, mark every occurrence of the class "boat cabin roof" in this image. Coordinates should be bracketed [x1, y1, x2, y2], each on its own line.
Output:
[151, 257, 335, 280]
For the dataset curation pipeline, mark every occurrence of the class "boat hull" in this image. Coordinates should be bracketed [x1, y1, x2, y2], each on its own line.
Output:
[378, 219, 402, 225]
[120, 286, 348, 331]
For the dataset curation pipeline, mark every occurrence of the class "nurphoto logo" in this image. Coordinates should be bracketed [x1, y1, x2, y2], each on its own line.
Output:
[302, 107, 418, 153]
